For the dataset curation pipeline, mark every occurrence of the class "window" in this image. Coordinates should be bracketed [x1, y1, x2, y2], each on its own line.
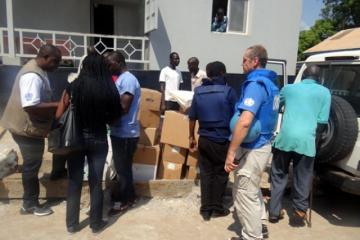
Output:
[211, 0, 249, 34]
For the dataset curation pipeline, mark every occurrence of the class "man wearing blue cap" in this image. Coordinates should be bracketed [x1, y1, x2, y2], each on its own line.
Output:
[226, 45, 280, 240]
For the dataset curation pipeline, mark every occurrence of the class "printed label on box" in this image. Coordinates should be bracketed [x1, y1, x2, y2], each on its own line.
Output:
[167, 162, 176, 170]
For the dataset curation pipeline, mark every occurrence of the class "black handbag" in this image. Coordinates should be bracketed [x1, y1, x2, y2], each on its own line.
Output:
[48, 98, 84, 155]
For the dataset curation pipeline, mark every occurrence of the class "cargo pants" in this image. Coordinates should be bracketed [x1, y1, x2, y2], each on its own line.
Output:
[233, 143, 272, 240]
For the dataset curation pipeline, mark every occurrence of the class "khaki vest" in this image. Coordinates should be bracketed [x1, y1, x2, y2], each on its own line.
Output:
[0, 59, 53, 138]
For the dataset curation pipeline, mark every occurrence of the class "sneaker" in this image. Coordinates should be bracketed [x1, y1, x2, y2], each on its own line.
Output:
[262, 224, 269, 239]
[290, 209, 306, 227]
[200, 211, 211, 221]
[269, 209, 285, 223]
[91, 220, 108, 233]
[212, 209, 230, 218]
[20, 206, 53, 216]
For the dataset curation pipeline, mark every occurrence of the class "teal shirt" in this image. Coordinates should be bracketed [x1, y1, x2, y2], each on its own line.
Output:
[273, 79, 331, 157]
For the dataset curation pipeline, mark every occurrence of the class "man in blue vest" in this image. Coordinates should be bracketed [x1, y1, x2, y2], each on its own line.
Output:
[188, 61, 237, 221]
[226, 45, 280, 240]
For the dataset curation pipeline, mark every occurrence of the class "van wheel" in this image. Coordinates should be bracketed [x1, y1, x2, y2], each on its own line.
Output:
[316, 96, 358, 163]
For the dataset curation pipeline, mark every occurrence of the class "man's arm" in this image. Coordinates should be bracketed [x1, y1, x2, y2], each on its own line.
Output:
[24, 102, 58, 119]
[225, 111, 254, 173]
[160, 82, 166, 113]
[121, 92, 134, 114]
[189, 120, 197, 152]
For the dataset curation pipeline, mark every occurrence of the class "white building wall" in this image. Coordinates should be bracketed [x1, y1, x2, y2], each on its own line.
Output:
[0, 0, 90, 33]
[149, 0, 302, 75]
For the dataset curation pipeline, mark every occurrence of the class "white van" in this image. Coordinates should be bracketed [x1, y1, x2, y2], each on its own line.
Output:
[295, 50, 360, 195]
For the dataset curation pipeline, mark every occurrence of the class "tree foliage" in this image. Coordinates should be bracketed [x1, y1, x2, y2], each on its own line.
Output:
[297, 0, 360, 60]
[322, 0, 360, 31]
[297, 19, 336, 61]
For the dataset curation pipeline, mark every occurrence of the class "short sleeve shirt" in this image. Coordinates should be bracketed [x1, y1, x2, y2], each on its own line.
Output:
[19, 72, 50, 107]
[273, 79, 331, 157]
[110, 71, 141, 138]
[191, 69, 207, 91]
[159, 66, 183, 101]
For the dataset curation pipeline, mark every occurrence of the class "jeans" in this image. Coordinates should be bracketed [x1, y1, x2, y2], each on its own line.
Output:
[269, 148, 315, 216]
[198, 137, 229, 213]
[110, 136, 138, 203]
[66, 132, 108, 229]
[11, 133, 44, 209]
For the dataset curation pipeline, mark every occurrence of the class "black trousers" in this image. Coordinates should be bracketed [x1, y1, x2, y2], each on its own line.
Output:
[198, 136, 229, 213]
[12, 133, 44, 208]
[110, 136, 139, 203]
[52, 154, 67, 172]
[269, 148, 315, 216]
[165, 101, 180, 111]
[66, 133, 108, 229]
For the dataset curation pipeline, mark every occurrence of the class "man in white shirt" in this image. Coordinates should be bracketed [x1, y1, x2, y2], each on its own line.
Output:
[159, 52, 183, 112]
[188, 57, 207, 91]
[1, 44, 61, 216]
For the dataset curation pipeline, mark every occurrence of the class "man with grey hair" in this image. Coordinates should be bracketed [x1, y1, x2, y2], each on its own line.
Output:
[226, 45, 279, 240]
[269, 65, 331, 226]
[187, 57, 207, 90]
[1, 44, 61, 216]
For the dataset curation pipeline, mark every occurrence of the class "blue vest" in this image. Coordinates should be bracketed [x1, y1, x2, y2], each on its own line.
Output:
[195, 84, 233, 129]
[240, 69, 280, 148]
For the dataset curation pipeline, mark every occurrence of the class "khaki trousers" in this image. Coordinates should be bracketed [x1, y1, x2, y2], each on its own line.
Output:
[233, 143, 272, 240]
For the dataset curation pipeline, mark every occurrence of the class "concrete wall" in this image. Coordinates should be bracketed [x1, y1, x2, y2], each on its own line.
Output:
[114, 0, 144, 36]
[149, 0, 302, 75]
[0, 0, 90, 32]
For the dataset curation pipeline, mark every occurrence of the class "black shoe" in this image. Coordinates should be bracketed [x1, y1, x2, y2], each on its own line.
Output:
[20, 206, 53, 216]
[211, 209, 230, 218]
[200, 212, 211, 221]
[67, 225, 79, 234]
[262, 224, 269, 239]
[91, 220, 108, 233]
[50, 169, 67, 180]
[289, 209, 306, 227]
[269, 209, 285, 223]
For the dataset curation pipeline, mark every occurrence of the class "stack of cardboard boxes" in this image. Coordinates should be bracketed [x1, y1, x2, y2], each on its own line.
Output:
[132, 88, 162, 182]
[158, 111, 199, 180]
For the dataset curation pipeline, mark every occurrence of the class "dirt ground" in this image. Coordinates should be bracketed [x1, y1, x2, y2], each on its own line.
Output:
[0, 184, 359, 240]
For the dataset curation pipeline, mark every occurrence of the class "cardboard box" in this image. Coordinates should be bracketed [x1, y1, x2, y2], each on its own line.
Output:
[133, 144, 160, 165]
[139, 127, 160, 146]
[138, 109, 161, 128]
[185, 166, 199, 180]
[162, 144, 187, 164]
[157, 160, 183, 179]
[140, 88, 161, 111]
[160, 111, 199, 149]
[186, 151, 198, 167]
[132, 163, 157, 182]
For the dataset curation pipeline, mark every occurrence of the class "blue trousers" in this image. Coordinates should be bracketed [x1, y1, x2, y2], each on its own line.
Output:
[269, 148, 314, 217]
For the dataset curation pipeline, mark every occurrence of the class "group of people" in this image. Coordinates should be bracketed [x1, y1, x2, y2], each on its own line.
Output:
[1, 45, 142, 233]
[0, 42, 331, 239]
[187, 45, 331, 240]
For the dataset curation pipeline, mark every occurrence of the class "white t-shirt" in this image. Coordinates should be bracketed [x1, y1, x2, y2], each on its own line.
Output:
[19, 72, 50, 107]
[159, 66, 183, 101]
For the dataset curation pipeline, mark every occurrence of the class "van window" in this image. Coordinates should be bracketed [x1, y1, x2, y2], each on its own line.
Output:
[317, 65, 360, 116]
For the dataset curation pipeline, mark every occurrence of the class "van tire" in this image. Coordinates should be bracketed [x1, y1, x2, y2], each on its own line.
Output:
[316, 96, 358, 163]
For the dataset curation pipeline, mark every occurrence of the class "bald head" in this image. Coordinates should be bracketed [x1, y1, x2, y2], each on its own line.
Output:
[37, 44, 61, 59]
[303, 65, 320, 81]
[187, 57, 200, 73]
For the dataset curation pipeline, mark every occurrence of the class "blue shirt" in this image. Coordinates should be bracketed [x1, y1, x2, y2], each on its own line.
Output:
[273, 79, 331, 157]
[111, 71, 141, 138]
[189, 77, 237, 142]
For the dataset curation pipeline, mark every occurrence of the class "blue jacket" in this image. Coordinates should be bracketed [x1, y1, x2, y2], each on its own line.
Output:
[238, 69, 280, 149]
[189, 77, 237, 142]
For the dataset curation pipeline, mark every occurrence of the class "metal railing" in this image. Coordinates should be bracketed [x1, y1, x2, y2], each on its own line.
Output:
[0, 27, 149, 68]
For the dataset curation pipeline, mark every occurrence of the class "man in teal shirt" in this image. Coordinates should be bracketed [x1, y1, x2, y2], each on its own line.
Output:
[269, 65, 331, 226]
